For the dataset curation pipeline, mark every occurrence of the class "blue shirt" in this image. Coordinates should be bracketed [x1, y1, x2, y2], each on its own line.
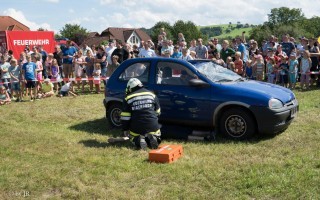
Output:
[171, 52, 182, 59]
[22, 62, 36, 80]
[62, 46, 77, 64]
[238, 43, 248, 62]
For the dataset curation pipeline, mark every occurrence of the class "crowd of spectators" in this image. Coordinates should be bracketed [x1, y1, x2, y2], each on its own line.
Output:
[0, 29, 319, 106]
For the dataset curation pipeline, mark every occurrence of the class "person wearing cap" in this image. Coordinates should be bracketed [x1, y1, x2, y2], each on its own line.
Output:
[38, 78, 54, 98]
[120, 78, 161, 150]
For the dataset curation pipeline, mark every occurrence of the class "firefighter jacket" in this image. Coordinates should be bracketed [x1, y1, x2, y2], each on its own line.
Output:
[120, 87, 161, 135]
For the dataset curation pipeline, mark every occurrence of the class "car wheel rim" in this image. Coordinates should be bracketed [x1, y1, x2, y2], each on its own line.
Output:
[111, 108, 122, 126]
[225, 115, 247, 138]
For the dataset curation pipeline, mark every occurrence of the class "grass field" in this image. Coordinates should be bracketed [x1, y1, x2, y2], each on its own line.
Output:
[199, 24, 253, 40]
[0, 86, 319, 199]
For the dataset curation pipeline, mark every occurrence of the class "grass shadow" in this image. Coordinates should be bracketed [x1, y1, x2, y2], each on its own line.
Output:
[69, 118, 120, 136]
[79, 139, 135, 149]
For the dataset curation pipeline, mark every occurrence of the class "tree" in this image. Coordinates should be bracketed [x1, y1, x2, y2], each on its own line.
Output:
[59, 24, 89, 45]
[150, 21, 173, 42]
[172, 20, 202, 44]
[266, 7, 305, 29]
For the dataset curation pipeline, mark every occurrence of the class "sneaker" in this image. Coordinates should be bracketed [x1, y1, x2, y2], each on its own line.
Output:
[146, 134, 159, 149]
[139, 135, 147, 150]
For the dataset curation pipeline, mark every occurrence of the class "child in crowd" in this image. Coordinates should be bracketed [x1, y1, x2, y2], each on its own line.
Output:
[93, 63, 101, 94]
[106, 55, 120, 78]
[171, 46, 182, 58]
[266, 58, 276, 84]
[45, 53, 54, 78]
[288, 53, 298, 89]
[21, 54, 37, 101]
[49, 58, 60, 93]
[38, 78, 54, 98]
[226, 56, 233, 69]
[58, 81, 77, 97]
[33, 55, 43, 93]
[159, 27, 167, 39]
[213, 52, 225, 66]
[179, 47, 193, 61]
[189, 51, 196, 60]
[244, 60, 253, 79]
[299, 50, 311, 90]
[8, 59, 21, 101]
[254, 54, 265, 81]
[234, 52, 243, 76]
[279, 56, 289, 88]
[229, 62, 235, 72]
[85, 50, 95, 92]
[0, 85, 11, 105]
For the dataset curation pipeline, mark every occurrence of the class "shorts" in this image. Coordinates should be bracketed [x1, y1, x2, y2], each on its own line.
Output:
[63, 64, 73, 76]
[26, 80, 36, 88]
[279, 75, 288, 84]
[11, 82, 20, 91]
[60, 91, 68, 96]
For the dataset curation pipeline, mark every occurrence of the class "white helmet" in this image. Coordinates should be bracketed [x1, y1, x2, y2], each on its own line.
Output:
[126, 78, 143, 94]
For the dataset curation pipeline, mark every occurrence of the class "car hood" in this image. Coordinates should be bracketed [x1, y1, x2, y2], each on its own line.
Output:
[221, 80, 295, 104]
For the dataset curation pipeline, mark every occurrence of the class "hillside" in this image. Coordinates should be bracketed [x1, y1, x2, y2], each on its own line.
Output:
[198, 23, 254, 40]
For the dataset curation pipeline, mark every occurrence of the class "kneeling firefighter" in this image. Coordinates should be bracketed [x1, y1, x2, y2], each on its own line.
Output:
[120, 78, 161, 150]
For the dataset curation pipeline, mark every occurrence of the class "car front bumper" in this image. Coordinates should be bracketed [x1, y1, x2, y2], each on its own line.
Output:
[251, 103, 299, 135]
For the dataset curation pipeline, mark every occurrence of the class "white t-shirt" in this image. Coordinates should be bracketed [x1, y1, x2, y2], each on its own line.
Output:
[105, 46, 116, 64]
[61, 82, 71, 92]
[138, 48, 157, 58]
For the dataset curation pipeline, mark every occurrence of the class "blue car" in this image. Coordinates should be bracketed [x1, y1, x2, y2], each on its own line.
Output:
[103, 58, 298, 140]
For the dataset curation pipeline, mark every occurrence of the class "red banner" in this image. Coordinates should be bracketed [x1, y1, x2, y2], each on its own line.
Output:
[2, 30, 55, 59]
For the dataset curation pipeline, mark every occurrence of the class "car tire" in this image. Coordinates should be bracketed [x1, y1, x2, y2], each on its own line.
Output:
[107, 103, 122, 128]
[219, 108, 256, 140]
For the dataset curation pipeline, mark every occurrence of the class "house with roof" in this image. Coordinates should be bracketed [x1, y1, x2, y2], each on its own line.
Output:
[82, 27, 151, 47]
[0, 16, 30, 31]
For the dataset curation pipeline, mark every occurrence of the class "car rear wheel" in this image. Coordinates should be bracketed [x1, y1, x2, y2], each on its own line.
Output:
[219, 108, 256, 140]
[107, 103, 122, 128]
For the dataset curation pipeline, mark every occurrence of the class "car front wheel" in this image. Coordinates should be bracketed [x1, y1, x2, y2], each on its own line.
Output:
[219, 108, 256, 140]
[107, 103, 122, 128]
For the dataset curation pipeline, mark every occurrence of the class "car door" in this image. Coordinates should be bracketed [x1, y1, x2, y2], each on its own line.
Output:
[151, 61, 213, 127]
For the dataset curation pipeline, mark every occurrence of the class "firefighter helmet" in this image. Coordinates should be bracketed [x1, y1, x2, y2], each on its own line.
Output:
[126, 78, 143, 94]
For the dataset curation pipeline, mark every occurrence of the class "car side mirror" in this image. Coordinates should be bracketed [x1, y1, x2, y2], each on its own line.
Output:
[189, 79, 210, 88]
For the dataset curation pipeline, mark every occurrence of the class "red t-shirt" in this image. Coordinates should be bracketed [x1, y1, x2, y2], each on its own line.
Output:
[234, 59, 243, 75]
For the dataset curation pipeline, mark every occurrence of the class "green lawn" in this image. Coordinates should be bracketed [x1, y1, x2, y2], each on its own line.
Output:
[199, 24, 253, 40]
[0, 87, 319, 199]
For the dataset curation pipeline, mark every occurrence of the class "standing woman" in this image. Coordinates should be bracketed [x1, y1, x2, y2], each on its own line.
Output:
[95, 46, 107, 85]
[73, 50, 86, 90]
[85, 50, 95, 92]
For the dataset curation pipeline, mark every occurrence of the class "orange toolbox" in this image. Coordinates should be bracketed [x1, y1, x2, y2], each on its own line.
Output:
[149, 144, 183, 163]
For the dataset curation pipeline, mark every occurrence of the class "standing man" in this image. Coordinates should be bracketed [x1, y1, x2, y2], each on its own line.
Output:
[236, 36, 248, 64]
[138, 40, 157, 58]
[62, 40, 77, 79]
[195, 38, 208, 59]
[39, 46, 48, 78]
[120, 78, 161, 150]
[111, 40, 129, 64]
[105, 39, 116, 67]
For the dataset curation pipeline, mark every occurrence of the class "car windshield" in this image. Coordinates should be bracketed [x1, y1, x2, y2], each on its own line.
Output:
[194, 61, 242, 82]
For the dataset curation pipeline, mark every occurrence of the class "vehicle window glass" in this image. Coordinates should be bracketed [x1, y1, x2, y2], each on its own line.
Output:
[118, 62, 150, 83]
[156, 61, 197, 85]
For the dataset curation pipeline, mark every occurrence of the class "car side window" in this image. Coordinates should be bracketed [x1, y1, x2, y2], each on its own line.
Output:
[119, 62, 150, 83]
[157, 62, 197, 85]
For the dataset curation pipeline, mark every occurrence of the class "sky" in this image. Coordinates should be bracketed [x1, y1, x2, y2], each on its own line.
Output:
[1, 0, 320, 34]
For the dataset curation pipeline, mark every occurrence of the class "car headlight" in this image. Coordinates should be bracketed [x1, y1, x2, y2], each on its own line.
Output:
[269, 99, 283, 109]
